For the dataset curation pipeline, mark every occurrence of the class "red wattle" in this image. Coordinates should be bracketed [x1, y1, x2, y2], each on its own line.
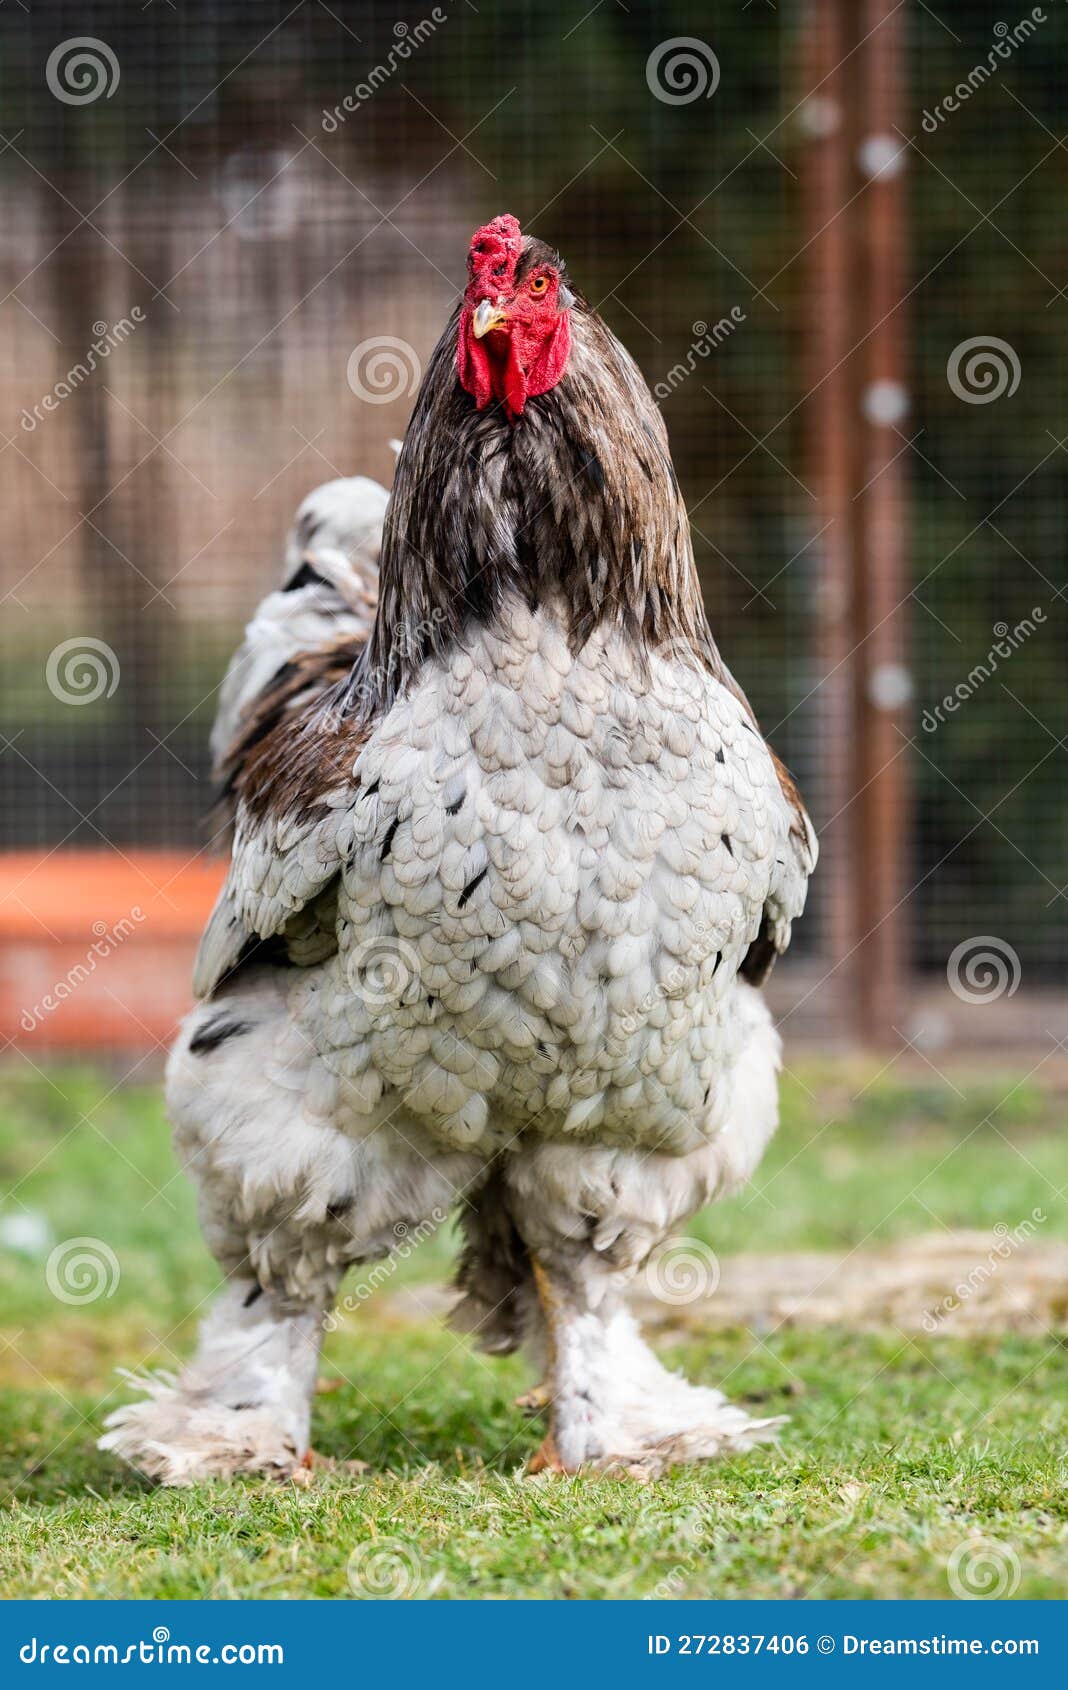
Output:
[457, 318, 493, 411]
[458, 311, 572, 421]
[521, 311, 572, 405]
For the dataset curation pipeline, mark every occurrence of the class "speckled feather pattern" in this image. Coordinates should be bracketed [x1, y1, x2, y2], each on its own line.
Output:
[208, 592, 810, 1161]
[198, 250, 814, 1165]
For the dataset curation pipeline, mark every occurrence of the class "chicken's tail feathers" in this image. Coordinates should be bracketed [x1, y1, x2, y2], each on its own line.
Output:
[282, 475, 388, 611]
[192, 883, 255, 1001]
[208, 473, 387, 785]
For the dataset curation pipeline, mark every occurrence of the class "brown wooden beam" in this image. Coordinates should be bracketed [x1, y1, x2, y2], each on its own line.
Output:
[803, 0, 860, 1035]
[802, 0, 911, 1045]
[855, 0, 910, 1042]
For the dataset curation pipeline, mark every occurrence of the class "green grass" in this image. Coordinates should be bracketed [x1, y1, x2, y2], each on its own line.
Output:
[0, 1058, 1066, 1600]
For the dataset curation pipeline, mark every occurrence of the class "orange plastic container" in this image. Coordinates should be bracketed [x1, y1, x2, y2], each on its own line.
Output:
[0, 850, 224, 1052]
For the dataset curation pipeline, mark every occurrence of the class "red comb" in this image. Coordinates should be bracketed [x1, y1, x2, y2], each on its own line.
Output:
[466, 214, 523, 291]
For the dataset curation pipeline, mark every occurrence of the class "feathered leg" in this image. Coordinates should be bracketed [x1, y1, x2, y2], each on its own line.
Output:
[99, 1277, 330, 1486]
[510, 987, 785, 1476]
[101, 968, 479, 1485]
[522, 1249, 781, 1476]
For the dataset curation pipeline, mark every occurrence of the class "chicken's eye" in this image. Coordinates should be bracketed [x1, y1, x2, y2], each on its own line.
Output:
[530, 275, 550, 295]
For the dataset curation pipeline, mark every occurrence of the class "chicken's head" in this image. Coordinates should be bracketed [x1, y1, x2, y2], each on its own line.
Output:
[457, 213, 574, 422]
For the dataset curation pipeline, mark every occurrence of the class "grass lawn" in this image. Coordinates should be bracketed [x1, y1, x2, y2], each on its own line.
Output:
[0, 1057, 1066, 1600]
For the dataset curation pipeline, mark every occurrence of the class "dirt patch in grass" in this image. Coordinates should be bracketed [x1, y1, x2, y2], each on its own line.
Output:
[378, 1232, 1068, 1340]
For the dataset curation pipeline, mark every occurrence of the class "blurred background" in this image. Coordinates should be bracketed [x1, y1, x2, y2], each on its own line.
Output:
[0, 0, 1063, 1057]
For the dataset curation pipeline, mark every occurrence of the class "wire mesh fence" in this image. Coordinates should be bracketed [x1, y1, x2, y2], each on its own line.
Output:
[0, 0, 1064, 1045]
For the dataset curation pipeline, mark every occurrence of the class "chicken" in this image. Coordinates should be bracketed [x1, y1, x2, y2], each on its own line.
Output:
[101, 215, 816, 1485]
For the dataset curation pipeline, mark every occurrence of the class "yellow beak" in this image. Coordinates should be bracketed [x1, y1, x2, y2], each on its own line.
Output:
[472, 298, 508, 339]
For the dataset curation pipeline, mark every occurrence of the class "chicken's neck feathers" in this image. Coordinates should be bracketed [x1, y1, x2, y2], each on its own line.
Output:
[350, 302, 723, 721]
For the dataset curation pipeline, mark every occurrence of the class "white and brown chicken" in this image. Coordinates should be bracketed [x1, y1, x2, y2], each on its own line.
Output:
[102, 215, 816, 1484]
